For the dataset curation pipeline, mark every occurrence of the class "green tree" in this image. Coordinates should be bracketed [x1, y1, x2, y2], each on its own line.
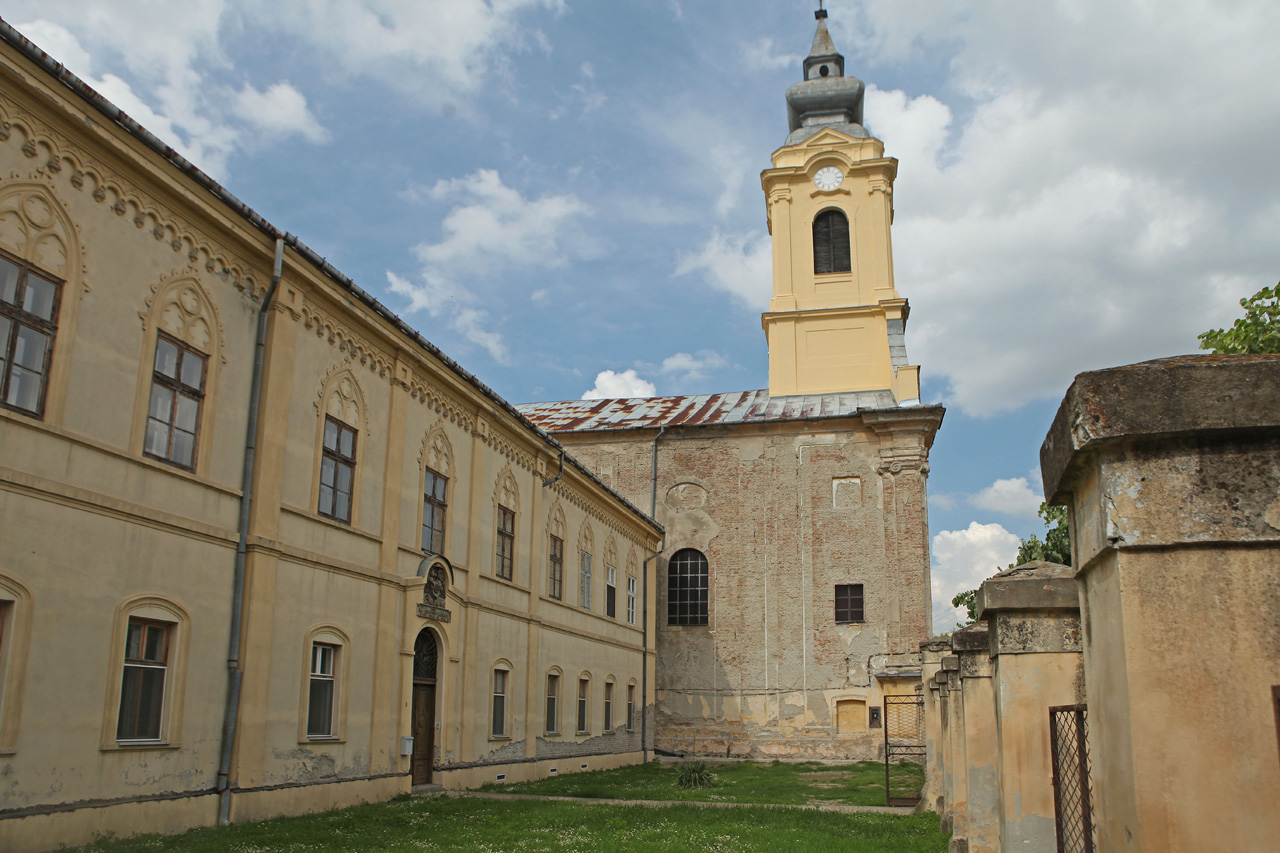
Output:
[1198, 283, 1280, 354]
[948, 503, 1070, 626]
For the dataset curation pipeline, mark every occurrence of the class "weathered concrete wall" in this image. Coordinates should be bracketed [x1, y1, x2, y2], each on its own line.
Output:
[1044, 354, 1280, 853]
[978, 563, 1085, 851]
[554, 406, 941, 758]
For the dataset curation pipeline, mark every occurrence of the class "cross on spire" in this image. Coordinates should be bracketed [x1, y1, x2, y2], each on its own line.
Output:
[816, 1, 828, 21]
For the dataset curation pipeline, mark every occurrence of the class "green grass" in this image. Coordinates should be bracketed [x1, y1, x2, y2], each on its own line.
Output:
[70, 795, 947, 853]
[478, 759, 923, 807]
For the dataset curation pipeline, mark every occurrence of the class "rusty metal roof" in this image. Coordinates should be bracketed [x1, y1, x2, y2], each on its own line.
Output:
[517, 388, 904, 433]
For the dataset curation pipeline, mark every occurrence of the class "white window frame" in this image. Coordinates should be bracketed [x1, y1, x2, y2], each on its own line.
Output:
[627, 576, 637, 626]
[579, 551, 593, 610]
[307, 642, 338, 739]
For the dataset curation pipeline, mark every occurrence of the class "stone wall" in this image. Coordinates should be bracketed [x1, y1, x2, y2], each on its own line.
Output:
[552, 406, 941, 759]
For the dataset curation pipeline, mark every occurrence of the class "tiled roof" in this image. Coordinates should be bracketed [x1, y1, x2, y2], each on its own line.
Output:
[517, 388, 904, 433]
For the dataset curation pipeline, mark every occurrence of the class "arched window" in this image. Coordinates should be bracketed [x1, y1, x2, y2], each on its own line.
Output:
[813, 209, 851, 275]
[413, 630, 438, 681]
[667, 548, 709, 626]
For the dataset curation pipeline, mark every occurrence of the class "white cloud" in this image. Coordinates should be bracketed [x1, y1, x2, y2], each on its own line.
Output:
[390, 169, 592, 364]
[233, 82, 328, 143]
[15, 11, 329, 177]
[830, 1, 1280, 416]
[242, 0, 565, 104]
[659, 350, 727, 383]
[674, 230, 772, 310]
[582, 369, 656, 400]
[741, 38, 799, 72]
[931, 522, 1020, 631]
[968, 476, 1042, 520]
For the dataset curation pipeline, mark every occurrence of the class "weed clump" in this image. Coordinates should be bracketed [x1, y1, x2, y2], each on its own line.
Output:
[676, 760, 716, 790]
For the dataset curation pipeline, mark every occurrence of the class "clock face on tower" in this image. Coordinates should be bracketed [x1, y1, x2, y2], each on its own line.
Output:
[813, 166, 844, 190]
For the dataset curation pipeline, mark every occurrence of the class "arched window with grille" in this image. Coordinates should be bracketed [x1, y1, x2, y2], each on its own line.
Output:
[812, 208, 851, 275]
[667, 548, 709, 626]
[413, 630, 438, 682]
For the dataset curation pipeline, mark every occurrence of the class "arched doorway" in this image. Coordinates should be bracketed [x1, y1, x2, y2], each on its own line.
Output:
[411, 628, 438, 785]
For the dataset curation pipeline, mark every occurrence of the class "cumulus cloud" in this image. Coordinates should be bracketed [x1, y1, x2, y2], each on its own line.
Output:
[243, 0, 565, 104]
[930, 522, 1020, 631]
[659, 350, 728, 384]
[233, 82, 329, 143]
[829, 1, 1280, 416]
[674, 230, 772, 310]
[14, 11, 327, 177]
[390, 169, 593, 363]
[968, 476, 1042, 519]
[582, 369, 656, 400]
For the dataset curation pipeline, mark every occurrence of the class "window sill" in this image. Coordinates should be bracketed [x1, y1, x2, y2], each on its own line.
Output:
[301, 736, 345, 745]
[489, 735, 511, 742]
[544, 731, 560, 738]
[103, 741, 180, 752]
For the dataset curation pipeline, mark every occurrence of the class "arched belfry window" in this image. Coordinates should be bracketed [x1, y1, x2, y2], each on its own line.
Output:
[667, 548, 709, 626]
[414, 630, 438, 682]
[813, 209, 851, 274]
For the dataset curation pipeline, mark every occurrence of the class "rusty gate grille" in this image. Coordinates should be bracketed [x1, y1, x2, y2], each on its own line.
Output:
[1049, 704, 1096, 853]
[883, 695, 925, 806]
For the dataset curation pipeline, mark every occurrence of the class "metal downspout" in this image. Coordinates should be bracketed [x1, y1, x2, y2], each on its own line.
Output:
[217, 238, 284, 825]
[641, 426, 667, 762]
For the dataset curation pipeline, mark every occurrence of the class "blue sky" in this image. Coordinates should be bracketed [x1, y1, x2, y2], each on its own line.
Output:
[10, 0, 1278, 632]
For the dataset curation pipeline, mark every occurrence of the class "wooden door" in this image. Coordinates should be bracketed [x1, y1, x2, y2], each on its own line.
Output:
[411, 683, 435, 785]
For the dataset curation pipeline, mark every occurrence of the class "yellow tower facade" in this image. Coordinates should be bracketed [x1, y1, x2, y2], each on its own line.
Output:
[761, 15, 920, 405]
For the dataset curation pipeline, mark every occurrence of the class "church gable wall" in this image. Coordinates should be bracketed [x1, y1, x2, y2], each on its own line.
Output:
[552, 413, 936, 760]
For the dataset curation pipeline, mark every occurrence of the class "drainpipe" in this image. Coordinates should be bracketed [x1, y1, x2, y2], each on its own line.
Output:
[217, 237, 284, 825]
[640, 425, 667, 762]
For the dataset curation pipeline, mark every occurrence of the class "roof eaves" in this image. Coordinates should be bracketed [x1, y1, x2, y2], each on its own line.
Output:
[0, 18, 661, 537]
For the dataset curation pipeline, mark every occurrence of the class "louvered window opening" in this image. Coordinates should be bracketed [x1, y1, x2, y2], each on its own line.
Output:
[667, 548, 709, 626]
[813, 209, 852, 274]
[414, 630, 438, 681]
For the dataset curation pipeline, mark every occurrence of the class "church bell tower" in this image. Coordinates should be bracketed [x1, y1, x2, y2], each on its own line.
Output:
[761, 9, 920, 405]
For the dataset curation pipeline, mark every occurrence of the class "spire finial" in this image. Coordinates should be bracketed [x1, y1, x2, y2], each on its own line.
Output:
[815, 1, 828, 20]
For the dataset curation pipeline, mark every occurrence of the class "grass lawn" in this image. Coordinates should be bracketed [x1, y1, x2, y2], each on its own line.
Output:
[71, 795, 948, 853]
[479, 758, 923, 808]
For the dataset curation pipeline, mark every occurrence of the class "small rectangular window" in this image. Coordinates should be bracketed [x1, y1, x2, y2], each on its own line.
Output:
[144, 333, 207, 469]
[577, 678, 589, 733]
[118, 620, 169, 741]
[606, 564, 617, 618]
[627, 576, 637, 625]
[492, 669, 508, 737]
[546, 673, 559, 734]
[307, 643, 336, 737]
[319, 417, 357, 524]
[548, 535, 564, 600]
[422, 468, 447, 554]
[0, 252, 62, 418]
[604, 682, 613, 732]
[496, 506, 515, 580]
[835, 583, 865, 624]
[579, 552, 592, 610]
[627, 684, 636, 731]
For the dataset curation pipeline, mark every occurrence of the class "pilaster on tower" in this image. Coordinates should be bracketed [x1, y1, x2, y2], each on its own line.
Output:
[761, 11, 921, 406]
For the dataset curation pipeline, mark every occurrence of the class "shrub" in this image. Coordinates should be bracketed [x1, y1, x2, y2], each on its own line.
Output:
[676, 760, 716, 789]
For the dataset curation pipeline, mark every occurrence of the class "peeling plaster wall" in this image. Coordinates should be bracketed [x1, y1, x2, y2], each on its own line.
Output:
[554, 414, 937, 759]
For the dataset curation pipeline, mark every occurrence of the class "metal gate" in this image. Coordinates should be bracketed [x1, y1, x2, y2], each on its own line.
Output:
[883, 695, 926, 806]
[1049, 704, 1096, 853]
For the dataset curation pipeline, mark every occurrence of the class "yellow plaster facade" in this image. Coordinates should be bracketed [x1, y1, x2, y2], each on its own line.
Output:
[0, 32, 661, 853]
[761, 130, 919, 403]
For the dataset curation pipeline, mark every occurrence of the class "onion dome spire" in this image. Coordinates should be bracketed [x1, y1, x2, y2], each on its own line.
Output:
[784, 6, 868, 145]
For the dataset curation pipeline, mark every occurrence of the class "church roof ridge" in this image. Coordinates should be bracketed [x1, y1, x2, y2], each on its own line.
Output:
[516, 388, 932, 432]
